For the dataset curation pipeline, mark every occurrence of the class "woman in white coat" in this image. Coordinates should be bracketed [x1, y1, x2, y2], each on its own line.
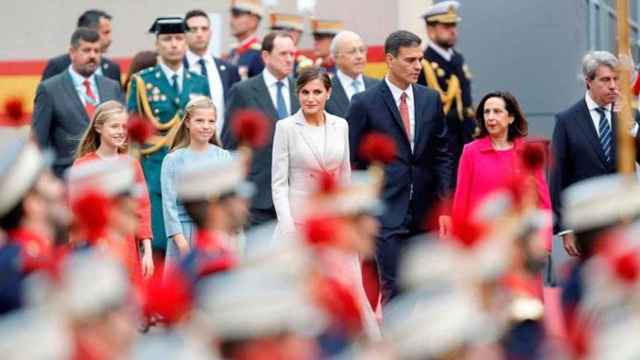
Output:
[272, 66, 380, 339]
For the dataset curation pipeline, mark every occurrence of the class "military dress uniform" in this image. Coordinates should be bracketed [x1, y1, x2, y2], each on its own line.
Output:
[228, 36, 264, 80]
[418, 1, 475, 183]
[127, 18, 210, 253]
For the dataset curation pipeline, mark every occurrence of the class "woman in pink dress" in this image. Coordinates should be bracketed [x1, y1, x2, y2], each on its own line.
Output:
[452, 91, 552, 251]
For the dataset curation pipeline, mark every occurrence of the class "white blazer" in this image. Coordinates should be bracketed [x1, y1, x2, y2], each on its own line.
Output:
[271, 110, 351, 234]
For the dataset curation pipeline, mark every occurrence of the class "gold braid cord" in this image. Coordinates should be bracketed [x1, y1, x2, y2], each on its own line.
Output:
[421, 60, 464, 120]
[133, 75, 182, 155]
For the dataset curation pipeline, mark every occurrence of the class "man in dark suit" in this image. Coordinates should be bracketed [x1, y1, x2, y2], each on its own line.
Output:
[417, 1, 475, 185]
[31, 28, 124, 178]
[184, 9, 241, 142]
[42, 9, 121, 84]
[326, 30, 378, 118]
[222, 31, 300, 227]
[551, 50, 640, 257]
[347, 30, 453, 302]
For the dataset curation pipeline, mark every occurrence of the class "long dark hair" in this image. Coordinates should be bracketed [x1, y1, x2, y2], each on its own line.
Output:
[474, 91, 528, 141]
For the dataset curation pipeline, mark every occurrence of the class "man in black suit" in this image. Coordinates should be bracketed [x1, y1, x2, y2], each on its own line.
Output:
[221, 31, 300, 227]
[31, 28, 124, 178]
[184, 9, 241, 142]
[347, 30, 453, 302]
[325, 30, 378, 118]
[551, 50, 640, 257]
[42, 9, 121, 84]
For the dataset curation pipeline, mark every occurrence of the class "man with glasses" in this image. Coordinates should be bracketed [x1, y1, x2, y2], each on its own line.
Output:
[326, 31, 379, 118]
[227, 0, 264, 79]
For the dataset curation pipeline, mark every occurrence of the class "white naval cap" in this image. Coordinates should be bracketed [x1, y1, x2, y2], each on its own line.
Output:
[196, 270, 326, 340]
[60, 250, 130, 319]
[422, 0, 461, 23]
[66, 157, 139, 200]
[0, 128, 48, 217]
[562, 174, 640, 232]
[176, 152, 255, 201]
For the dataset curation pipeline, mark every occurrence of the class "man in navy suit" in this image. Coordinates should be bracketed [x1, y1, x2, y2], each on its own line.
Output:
[184, 9, 241, 142]
[347, 30, 454, 302]
[42, 9, 121, 84]
[550, 50, 640, 257]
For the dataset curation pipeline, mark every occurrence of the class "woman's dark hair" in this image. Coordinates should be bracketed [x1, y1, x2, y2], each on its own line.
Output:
[296, 66, 332, 93]
[474, 91, 528, 141]
[124, 51, 158, 93]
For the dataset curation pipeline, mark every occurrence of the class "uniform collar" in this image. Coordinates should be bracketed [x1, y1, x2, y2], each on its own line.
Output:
[428, 41, 454, 62]
[158, 61, 184, 81]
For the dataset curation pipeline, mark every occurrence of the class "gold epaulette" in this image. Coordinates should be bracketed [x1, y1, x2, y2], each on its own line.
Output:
[421, 59, 463, 120]
[133, 75, 182, 155]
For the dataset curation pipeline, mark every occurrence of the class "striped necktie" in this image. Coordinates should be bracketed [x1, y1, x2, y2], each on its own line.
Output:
[596, 107, 612, 163]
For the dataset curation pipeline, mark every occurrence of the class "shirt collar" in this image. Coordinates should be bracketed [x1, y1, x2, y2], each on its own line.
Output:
[336, 69, 364, 87]
[428, 41, 454, 62]
[585, 91, 612, 112]
[263, 68, 288, 89]
[186, 50, 210, 66]
[159, 61, 184, 81]
[385, 76, 413, 102]
[68, 65, 96, 86]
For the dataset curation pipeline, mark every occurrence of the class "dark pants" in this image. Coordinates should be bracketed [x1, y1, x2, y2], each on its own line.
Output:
[376, 209, 423, 304]
[248, 207, 277, 228]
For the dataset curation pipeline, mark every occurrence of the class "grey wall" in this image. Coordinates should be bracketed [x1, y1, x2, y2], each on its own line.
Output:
[458, 0, 589, 138]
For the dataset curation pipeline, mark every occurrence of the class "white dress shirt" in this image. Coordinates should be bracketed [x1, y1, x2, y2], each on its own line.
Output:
[385, 76, 415, 151]
[428, 41, 454, 62]
[68, 66, 100, 105]
[186, 50, 225, 134]
[336, 70, 365, 101]
[159, 62, 184, 93]
[585, 91, 638, 137]
[262, 68, 291, 116]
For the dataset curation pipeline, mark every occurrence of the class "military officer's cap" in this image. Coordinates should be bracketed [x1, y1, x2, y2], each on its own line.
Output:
[269, 13, 304, 32]
[563, 174, 640, 232]
[66, 157, 139, 200]
[176, 152, 255, 201]
[148, 17, 187, 34]
[0, 128, 49, 217]
[422, 0, 461, 24]
[310, 18, 343, 37]
[231, 0, 263, 19]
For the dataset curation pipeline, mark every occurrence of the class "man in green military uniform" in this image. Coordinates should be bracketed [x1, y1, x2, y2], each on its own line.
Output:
[127, 17, 209, 256]
[417, 1, 475, 186]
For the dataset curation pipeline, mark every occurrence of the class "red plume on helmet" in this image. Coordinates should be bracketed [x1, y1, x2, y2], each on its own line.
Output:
[315, 170, 339, 194]
[303, 216, 341, 247]
[141, 265, 193, 325]
[312, 275, 363, 335]
[3, 97, 26, 126]
[231, 110, 271, 148]
[598, 233, 640, 285]
[127, 114, 154, 145]
[70, 188, 112, 245]
[519, 140, 547, 173]
[359, 132, 397, 165]
[451, 215, 486, 249]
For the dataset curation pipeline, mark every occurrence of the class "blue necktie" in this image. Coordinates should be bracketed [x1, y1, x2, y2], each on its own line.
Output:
[275, 81, 288, 119]
[351, 79, 362, 98]
[197, 58, 208, 79]
[596, 107, 612, 163]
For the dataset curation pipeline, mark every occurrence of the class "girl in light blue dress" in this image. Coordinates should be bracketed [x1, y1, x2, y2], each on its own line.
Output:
[161, 96, 230, 267]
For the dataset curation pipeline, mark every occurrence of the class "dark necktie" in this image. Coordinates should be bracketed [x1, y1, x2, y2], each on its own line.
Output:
[596, 107, 612, 163]
[197, 58, 208, 79]
[275, 81, 288, 119]
[171, 74, 180, 96]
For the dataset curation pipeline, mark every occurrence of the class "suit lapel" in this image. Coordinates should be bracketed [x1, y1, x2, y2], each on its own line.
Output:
[331, 77, 349, 115]
[95, 76, 107, 103]
[62, 72, 90, 123]
[288, 77, 300, 113]
[576, 99, 609, 167]
[412, 85, 427, 157]
[380, 82, 410, 148]
[252, 74, 279, 119]
[293, 111, 327, 171]
[214, 58, 230, 90]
